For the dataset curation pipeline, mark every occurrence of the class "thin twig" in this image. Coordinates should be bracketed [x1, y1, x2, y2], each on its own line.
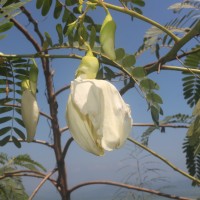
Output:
[28, 168, 57, 200]
[10, 18, 42, 53]
[20, 6, 44, 45]
[128, 137, 200, 185]
[3, 103, 52, 120]
[68, 180, 193, 200]
[60, 126, 69, 134]
[8, 138, 53, 148]
[1, 170, 57, 186]
[54, 84, 71, 97]
[133, 123, 189, 129]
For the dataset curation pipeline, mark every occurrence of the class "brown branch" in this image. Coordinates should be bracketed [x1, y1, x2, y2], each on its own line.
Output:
[133, 123, 189, 129]
[54, 84, 71, 97]
[128, 137, 200, 185]
[11, 17, 69, 199]
[68, 180, 192, 200]
[4, 103, 52, 120]
[9, 138, 53, 148]
[1, 170, 57, 187]
[20, 6, 44, 45]
[60, 126, 69, 134]
[29, 169, 57, 200]
[120, 80, 135, 96]
[10, 18, 42, 53]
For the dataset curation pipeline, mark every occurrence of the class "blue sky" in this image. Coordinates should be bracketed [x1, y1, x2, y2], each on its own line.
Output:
[1, 0, 199, 199]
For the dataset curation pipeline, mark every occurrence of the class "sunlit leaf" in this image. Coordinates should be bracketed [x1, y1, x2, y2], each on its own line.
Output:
[146, 92, 163, 104]
[36, 0, 44, 9]
[122, 55, 136, 68]
[89, 26, 96, 49]
[0, 22, 13, 33]
[150, 105, 159, 125]
[131, 67, 146, 79]
[115, 48, 125, 61]
[140, 78, 160, 91]
[54, 0, 63, 19]
[44, 32, 53, 47]
[42, 0, 52, 16]
[56, 23, 63, 44]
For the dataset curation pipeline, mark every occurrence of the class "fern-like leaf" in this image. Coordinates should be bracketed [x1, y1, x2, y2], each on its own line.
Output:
[183, 137, 200, 186]
[141, 114, 191, 145]
[182, 45, 200, 107]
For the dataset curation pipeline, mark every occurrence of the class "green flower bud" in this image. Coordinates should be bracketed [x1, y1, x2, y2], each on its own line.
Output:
[100, 11, 116, 60]
[29, 59, 39, 96]
[75, 49, 99, 79]
[21, 79, 30, 91]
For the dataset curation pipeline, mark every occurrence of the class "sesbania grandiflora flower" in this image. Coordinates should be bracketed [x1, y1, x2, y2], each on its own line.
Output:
[21, 60, 39, 142]
[66, 78, 132, 156]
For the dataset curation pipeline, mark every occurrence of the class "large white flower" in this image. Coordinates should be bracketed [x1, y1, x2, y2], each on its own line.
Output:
[66, 78, 132, 156]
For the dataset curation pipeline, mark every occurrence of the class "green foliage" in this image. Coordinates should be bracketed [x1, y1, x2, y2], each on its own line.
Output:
[120, 0, 145, 15]
[0, 58, 37, 147]
[0, 0, 30, 39]
[183, 137, 200, 186]
[186, 99, 200, 156]
[182, 45, 200, 107]
[0, 153, 46, 199]
[141, 114, 191, 146]
[136, 0, 200, 58]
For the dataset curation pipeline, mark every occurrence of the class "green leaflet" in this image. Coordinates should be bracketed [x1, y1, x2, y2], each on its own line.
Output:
[42, 0, 52, 16]
[56, 23, 63, 44]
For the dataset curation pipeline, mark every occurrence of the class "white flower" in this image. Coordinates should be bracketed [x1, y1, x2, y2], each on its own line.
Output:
[66, 78, 132, 156]
[21, 90, 39, 142]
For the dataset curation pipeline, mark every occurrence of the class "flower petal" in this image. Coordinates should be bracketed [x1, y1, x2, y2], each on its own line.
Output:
[70, 78, 132, 152]
[66, 95, 104, 156]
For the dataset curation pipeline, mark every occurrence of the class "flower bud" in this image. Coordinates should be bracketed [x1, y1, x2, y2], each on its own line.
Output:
[21, 89, 39, 142]
[75, 50, 99, 79]
[100, 11, 116, 60]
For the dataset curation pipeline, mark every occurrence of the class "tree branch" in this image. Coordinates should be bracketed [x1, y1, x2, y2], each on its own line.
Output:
[133, 122, 189, 129]
[147, 20, 200, 72]
[68, 180, 192, 200]
[8, 138, 53, 148]
[128, 137, 200, 185]
[28, 169, 57, 200]
[10, 18, 42, 53]
[3, 103, 52, 120]
[20, 6, 44, 45]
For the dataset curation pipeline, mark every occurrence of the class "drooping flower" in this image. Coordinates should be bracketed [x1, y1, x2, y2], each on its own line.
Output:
[21, 60, 39, 142]
[66, 78, 132, 156]
[21, 88, 39, 142]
